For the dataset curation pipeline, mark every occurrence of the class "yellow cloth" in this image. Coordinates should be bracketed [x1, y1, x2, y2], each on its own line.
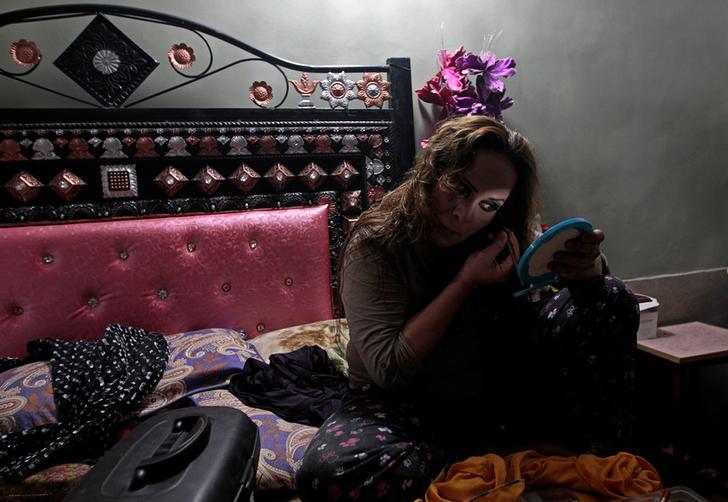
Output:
[418, 450, 662, 502]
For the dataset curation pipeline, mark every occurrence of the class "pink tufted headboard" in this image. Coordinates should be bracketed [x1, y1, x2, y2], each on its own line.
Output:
[0, 205, 334, 358]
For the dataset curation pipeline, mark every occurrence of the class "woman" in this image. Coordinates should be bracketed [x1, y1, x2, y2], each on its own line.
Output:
[296, 116, 639, 501]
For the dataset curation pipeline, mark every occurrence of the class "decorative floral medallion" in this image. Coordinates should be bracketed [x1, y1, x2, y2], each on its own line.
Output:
[168, 43, 196, 69]
[9, 39, 41, 68]
[53, 15, 158, 107]
[154, 166, 188, 197]
[49, 170, 86, 201]
[249, 80, 273, 107]
[92, 49, 120, 75]
[356, 73, 391, 108]
[320, 72, 356, 109]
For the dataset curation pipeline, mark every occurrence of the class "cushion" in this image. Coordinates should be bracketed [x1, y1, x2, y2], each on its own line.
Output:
[247, 318, 350, 375]
[0, 361, 56, 433]
[0, 327, 261, 433]
[135, 328, 261, 416]
[190, 389, 317, 491]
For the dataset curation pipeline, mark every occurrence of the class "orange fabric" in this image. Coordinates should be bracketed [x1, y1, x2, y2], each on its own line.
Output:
[418, 450, 662, 502]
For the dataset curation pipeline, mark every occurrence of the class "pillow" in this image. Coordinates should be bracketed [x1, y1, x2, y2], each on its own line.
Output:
[0, 361, 57, 433]
[135, 328, 262, 416]
[0, 327, 261, 433]
[247, 318, 350, 375]
[190, 389, 317, 491]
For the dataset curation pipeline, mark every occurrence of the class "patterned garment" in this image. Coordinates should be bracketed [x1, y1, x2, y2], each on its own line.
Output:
[296, 275, 640, 501]
[297, 392, 445, 502]
[0, 324, 168, 482]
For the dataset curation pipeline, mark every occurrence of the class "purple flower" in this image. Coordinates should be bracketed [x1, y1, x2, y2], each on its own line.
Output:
[456, 51, 516, 93]
[452, 77, 513, 121]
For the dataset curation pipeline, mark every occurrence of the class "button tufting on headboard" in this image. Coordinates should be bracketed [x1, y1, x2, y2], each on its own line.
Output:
[0, 205, 333, 357]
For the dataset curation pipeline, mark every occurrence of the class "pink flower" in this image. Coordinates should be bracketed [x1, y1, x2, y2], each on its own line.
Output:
[415, 76, 453, 107]
[436, 45, 466, 70]
[339, 438, 360, 448]
[375, 434, 387, 441]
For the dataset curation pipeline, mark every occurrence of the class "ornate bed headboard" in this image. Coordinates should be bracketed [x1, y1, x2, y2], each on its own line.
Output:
[0, 4, 415, 356]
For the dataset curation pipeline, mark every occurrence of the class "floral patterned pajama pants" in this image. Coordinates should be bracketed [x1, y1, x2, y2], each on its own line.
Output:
[296, 275, 639, 501]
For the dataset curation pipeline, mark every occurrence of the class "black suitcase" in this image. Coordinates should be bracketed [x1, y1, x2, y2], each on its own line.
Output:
[66, 406, 260, 502]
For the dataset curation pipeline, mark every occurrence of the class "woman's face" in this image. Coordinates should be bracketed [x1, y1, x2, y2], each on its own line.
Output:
[430, 150, 517, 248]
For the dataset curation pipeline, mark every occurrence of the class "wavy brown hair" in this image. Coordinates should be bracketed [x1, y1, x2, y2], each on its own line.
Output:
[342, 115, 541, 267]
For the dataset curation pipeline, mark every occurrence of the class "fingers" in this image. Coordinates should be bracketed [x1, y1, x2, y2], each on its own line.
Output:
[507, 229, 521, 265]
[482, 230, 509, 262]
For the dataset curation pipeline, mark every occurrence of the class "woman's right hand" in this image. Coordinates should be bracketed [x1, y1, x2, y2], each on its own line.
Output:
[455, 229, 520, 291]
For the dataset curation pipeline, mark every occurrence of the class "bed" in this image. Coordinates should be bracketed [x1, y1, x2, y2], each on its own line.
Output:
[0, 4, 414, 500]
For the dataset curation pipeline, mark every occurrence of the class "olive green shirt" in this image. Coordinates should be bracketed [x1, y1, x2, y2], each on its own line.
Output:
[342, 239, 526, 402]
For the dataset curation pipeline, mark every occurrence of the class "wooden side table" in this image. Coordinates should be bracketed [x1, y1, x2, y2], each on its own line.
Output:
[637, 322, 728, 465]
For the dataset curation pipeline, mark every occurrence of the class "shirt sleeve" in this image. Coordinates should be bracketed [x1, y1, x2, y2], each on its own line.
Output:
[340, 245, 421, 390]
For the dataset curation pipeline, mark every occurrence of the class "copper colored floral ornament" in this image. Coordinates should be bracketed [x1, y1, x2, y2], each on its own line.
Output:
[357, 73, 391, 108]
[249, 81, 273, 107]
[289, 72, 320, 108]
[10, 39, 41, 68]
[168, 43, 196, 69]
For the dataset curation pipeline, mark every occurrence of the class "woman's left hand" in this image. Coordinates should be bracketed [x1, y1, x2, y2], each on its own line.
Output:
[548, 229, 605, 283]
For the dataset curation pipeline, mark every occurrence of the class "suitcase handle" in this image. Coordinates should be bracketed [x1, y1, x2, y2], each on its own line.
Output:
[131, 416, 211, 490]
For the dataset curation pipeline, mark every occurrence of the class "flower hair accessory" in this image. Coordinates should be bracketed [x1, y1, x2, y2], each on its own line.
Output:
[416, 45, 516, 145]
